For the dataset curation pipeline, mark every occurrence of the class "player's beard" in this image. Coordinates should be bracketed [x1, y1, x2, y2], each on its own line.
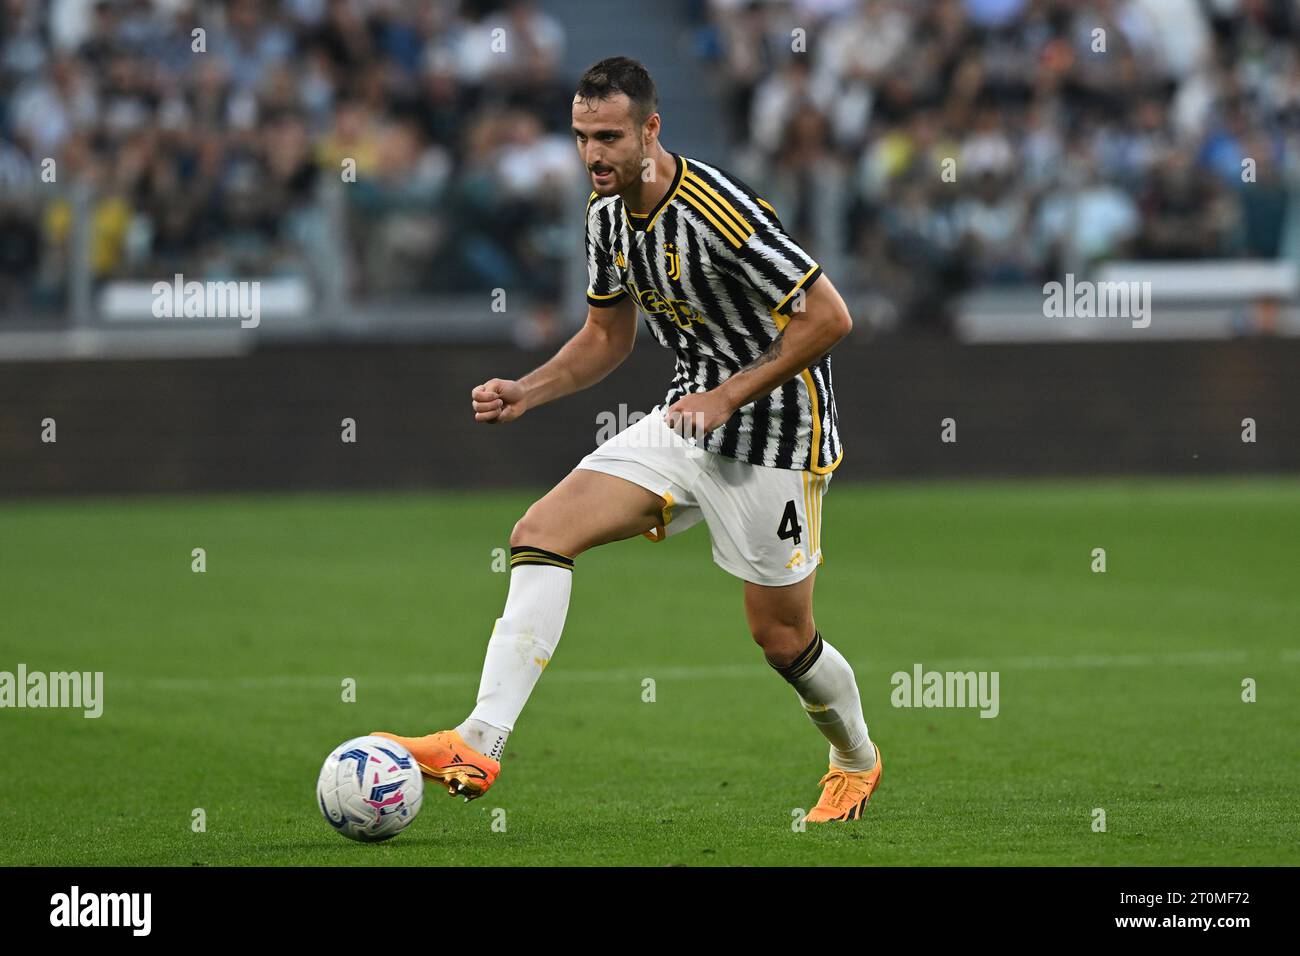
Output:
[590, 148, 643, 198]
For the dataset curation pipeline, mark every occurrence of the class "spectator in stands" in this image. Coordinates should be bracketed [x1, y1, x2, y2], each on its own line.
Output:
[1135, 149, 1235, 258]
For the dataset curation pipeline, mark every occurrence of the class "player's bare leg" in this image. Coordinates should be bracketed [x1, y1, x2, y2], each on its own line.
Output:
[508, 467, 668, 557]
[374, 468, 665, 799]
[744, 570, 882, 821]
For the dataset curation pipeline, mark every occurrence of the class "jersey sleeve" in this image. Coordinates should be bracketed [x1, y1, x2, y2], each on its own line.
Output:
[585, 198, 628, 308]
[715, 201, 822, 317]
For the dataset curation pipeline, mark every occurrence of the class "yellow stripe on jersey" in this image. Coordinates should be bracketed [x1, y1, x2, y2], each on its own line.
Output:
[680, 180, 753, 248]
[680, 186, 751, 248]
[680, 192, 745, 247]
[772, 263, 820, 315]
[772, 292, 844, 476]
[641, 157, 688, 233]
[684, 173, 753, 234]
[757, 197, 777, 215]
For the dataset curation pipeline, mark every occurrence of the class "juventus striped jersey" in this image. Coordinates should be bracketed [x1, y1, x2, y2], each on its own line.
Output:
[584, 153, 842, 474]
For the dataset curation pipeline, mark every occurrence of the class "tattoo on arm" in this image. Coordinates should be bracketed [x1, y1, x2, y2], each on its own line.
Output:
[739, 327, 786, 376]
[723, 328, 788, 409]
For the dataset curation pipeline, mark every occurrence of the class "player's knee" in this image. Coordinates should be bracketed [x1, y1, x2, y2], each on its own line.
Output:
[509, 507, 570, 554]
[749, 621, 809, 668]
[509, 511, 542, 550]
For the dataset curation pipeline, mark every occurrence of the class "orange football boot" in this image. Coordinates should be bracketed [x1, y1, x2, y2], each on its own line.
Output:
[805, 744, 882, 822]
[370, 730, 500, 800]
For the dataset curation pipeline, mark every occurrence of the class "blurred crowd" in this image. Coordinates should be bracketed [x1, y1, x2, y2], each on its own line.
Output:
[0, 0, 577, 330]
[697, 0, 1300, 332]
[5, 0, 1298, 340]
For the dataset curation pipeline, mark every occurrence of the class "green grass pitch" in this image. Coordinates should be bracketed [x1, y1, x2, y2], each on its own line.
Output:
[1, 478, 1296, 866]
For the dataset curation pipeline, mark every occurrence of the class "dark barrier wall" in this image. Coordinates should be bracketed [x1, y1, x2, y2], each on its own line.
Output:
[1, 339, 1295, 496]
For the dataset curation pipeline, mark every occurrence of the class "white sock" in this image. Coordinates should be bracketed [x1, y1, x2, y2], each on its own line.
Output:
[774, 631, 876, 772]
[456, 717, 509, 762]
[458, 546, 574, 762]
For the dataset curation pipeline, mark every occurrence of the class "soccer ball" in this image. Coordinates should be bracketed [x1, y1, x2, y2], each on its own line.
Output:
[316, 735, 424, 842]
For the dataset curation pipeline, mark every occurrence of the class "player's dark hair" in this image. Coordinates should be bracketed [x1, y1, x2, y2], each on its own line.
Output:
[575, 56, 659, 125]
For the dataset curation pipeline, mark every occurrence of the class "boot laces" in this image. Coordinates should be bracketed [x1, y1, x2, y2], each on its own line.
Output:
[816, 768, 854, 806]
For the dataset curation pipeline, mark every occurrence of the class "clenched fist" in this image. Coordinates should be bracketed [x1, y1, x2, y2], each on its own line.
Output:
[471, 379, 528, 424]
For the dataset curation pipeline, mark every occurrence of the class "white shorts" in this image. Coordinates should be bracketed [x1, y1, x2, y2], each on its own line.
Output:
[575, 405, 831, 587]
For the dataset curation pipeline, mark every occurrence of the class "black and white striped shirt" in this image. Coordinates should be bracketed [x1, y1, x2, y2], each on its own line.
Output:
[584, 153, 842, 474]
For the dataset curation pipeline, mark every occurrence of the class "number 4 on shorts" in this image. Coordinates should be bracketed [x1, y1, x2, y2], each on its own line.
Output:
[778, 499, 802, 546]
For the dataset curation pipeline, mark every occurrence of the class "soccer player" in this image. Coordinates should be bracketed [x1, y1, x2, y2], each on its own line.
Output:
[376, 56, 880, 822]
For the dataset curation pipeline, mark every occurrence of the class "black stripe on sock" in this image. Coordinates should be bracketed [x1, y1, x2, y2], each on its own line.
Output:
[772, 630, 823, 683]
[509, 545, 575, 570]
